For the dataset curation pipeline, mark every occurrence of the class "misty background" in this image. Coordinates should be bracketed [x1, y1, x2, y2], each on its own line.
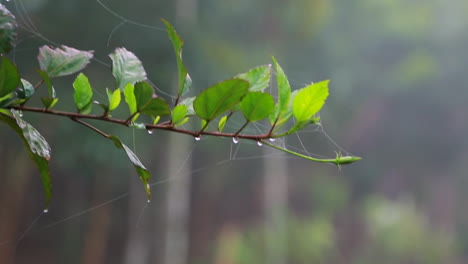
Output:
[1, 0, 468, 263]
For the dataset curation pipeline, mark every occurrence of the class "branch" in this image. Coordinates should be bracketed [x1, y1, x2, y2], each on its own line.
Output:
[71, 117, 110, 138]
[10, 105, 269, 141]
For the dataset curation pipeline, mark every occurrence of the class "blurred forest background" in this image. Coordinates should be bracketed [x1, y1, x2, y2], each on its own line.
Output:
[1, 0, 468, 263]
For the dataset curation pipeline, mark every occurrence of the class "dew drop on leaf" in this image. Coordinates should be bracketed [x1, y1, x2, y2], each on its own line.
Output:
[194, 136, 201, 141]
[232, 137, 239, 144]
[257, 141, 263, 146]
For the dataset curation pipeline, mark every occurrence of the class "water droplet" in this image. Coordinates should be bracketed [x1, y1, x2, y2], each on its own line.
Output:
[194, 136, 201, 141]
[93, 100, 100, 105]
[43, 208, 49, 213]
[232, 137, 239, 144]
[147, 129, 153, 135]
[257, 141, 263, 146]
[269, 138, 276, 142]
[146, 183, 150, 190]
[18, 111, 23, 117]
[147, 199, 151, 203]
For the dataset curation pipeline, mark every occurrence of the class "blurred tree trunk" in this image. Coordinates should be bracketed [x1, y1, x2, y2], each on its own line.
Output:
[263, 150, 288, 264]
[80, 169, 111, 264]
[162, 133, 192, 264]
[0, 153, 33, 264]
[124, 175, 151, 264]
[161, 2, 197, 263]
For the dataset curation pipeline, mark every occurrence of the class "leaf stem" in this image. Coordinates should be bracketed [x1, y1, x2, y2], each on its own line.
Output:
[267, 116, 279, 137]
[234, 120, 250, 137]
[34, 79, 45, 90]
[197, 120, 210, 136]
[125, 112, 138, 124]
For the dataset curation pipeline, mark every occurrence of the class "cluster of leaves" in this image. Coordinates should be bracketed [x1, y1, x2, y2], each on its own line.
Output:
[0, 4, 360, 209]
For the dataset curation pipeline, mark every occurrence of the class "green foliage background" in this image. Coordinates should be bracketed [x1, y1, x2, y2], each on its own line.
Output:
[1, 0, 468, 263]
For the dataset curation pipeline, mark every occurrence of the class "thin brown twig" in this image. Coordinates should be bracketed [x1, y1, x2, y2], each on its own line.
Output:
[71, 117, 110, 138]
[267, 116, 279, 137]
[34, 79, 45, 90]
[10, 105, 268, 141]
[233, 120, 250, 137]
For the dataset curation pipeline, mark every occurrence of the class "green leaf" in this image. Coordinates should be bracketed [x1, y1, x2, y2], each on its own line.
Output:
[172, 104, 187, 124]
[11, 110, 51, 159]
[193, 79, 249, 121]
[286, 117, 320, 135]
[183, 74, 192, 96]
[174, 117, 189, 127]
[269, 57, 291, 124]
[41, 97, 58, 109]
[0, 92, 17, 108]
[0, 110, 52, 208]
[79, 101, 93, 115]
[273, 89, 299, 131]
[236, 65, 271, 92]
[38, 45, 93, 77]
[123, 83, 137, 115]
[240, 92, 275, 122]
[200, 119, 207, 130]
[37, 70, 55, 97]
[109, 47, 147, 90]
[18, 79, 35, 99]
[161, 19, 190, 96]
[140, 98, 171, 116]
[333, 154, 362, 165]
[109, 135, 151, 200]
[0, 4, 17, 54]
[179, 96, 195, 115]
[152, 115, 161, 125]
[73, 73, 93, 113]
[0, 56, 20, 98]
[293, 80, 329, 122]
[218, 115, 228, 132]
[107, 88, 121, 112]
[134, 81, 154, 111]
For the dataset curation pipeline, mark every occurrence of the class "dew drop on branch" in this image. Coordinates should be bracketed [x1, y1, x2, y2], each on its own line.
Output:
[257, 141, 263, 147]
[43, 208, 49, 213]
[269, 138, 276, 142]
[147, 129, 153, 135]
[194, 136, 201, 141]
[232, 137, 239, 144]
[147, 199, 151, 203]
